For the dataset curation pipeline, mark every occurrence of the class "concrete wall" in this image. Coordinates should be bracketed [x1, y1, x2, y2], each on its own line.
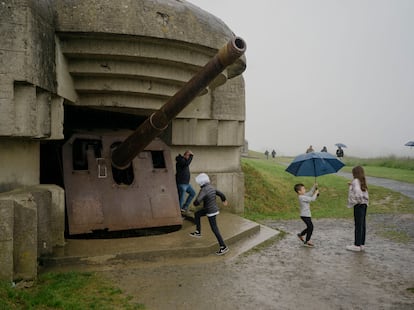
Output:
[0, 185, 65, 281]
[0, 139, 39, 192]
[0, 0, 57, 137]
[0, 192, 37, 281]
[0, 200, 15, 281]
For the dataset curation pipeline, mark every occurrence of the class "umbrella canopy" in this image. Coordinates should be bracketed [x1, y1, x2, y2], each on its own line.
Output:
[404, 141, 414, 147]
[285, 152, 345, 178]
[335, 143, 347, 148]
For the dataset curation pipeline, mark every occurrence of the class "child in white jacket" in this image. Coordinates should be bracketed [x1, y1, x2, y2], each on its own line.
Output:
[295, 183, 319, 247]
[346, 166, 369, 252]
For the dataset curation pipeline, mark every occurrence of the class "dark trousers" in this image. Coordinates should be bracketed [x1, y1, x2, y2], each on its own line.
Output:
[194, 209, 226, 247]
[354, 204, 367, 246]
[300, 216, 314, 242]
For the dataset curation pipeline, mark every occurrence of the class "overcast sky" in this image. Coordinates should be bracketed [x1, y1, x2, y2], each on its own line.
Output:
[189, 0, 414, 158]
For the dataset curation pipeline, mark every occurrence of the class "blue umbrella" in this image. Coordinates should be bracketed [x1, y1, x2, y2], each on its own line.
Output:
[285, 152, 345, 179]
[335, 143, 347, 148]
[404, 141, 414, 147]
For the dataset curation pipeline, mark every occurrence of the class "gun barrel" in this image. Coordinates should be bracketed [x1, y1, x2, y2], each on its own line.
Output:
[111, 36, 246, 169]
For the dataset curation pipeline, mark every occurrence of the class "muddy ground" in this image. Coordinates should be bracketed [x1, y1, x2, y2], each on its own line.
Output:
[102, 213, 414, 310]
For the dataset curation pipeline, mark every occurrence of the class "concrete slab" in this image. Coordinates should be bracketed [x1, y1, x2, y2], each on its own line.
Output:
[40, 212, 279, 272]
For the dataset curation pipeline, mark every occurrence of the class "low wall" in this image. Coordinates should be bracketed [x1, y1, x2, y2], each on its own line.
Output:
[0, 185, 64, 281]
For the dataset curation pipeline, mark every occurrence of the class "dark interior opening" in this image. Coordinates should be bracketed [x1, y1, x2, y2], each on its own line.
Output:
[40, 105, 145, 187]
[72, 139, 103, 170]
[40, 141, 65, 187]
[151, 150, 166, 168]
[64, 105, 146, 135]
[68, 225, 182, 239]
[111, 142, 135, 185]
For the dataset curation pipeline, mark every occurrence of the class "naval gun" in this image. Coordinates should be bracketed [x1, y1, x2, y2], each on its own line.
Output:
[62, 37, 246, 235]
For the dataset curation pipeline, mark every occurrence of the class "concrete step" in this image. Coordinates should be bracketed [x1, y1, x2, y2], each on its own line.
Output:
[39, 213, 279, 271]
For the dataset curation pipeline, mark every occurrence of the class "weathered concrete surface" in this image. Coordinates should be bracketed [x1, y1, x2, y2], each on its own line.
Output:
[0, 139, 39, 193]
[0, 185, 65, 281]
[0, 192, 37, 281]
[0, 200, 14, 281]
[29, 185, 66, 255]
[12, 195, 37, 281]
[0, 0, 56, 137]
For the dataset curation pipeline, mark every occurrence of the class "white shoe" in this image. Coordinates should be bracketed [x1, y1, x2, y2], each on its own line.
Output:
[346, 245, 361, 252]
[216, 246, 229, 256]
[360, 245, 365, 251]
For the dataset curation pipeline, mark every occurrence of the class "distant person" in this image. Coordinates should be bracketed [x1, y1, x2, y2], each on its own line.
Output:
[306, 145, 314, 153]
[175, 150, 196, 213]
[294, 183, 319, 247]
[336, 146, 344, 158]
[264, 150, 269, 159]
[189, 173, 229, 255]
[271, 149, 276, 158]
[321, 146, 327, 152]
[346, 166, 369, 252]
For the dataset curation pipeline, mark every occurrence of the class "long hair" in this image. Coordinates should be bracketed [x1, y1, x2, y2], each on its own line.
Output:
[352, 166, 368, 191]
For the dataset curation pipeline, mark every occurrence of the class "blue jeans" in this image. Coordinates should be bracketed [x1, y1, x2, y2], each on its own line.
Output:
[177, 183, 195, 210]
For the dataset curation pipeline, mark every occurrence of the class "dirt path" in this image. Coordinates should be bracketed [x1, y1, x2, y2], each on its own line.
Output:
[101, 214, 414, 310]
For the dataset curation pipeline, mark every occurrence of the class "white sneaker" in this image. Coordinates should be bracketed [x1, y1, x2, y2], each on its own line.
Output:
[216, 246, 229, 256]
[346, 245, 361, 252]
[360, 245, 365, 251]
[189, 231, 201, 238]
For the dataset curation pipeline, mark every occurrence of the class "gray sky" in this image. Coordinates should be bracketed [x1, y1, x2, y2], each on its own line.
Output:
[189, 0, 414, 158]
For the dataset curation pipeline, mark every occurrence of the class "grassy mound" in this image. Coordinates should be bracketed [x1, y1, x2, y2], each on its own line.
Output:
[242, 157, 414, 221]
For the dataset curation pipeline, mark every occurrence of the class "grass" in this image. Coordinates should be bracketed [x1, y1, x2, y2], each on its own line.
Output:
[0, 272, 145, 310]
[242, 156, 414, 221]
[248, 150, 414, 184]
[343, 156, 414, 171]
[334, 155, 414, 183]
[341, 165, 414, 184]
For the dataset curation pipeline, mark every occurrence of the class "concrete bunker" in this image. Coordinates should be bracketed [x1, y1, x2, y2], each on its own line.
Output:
[0, 0, 247, 280]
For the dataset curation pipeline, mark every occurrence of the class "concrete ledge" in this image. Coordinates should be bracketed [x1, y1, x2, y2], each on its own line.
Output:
[40, 213, 279, 270]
